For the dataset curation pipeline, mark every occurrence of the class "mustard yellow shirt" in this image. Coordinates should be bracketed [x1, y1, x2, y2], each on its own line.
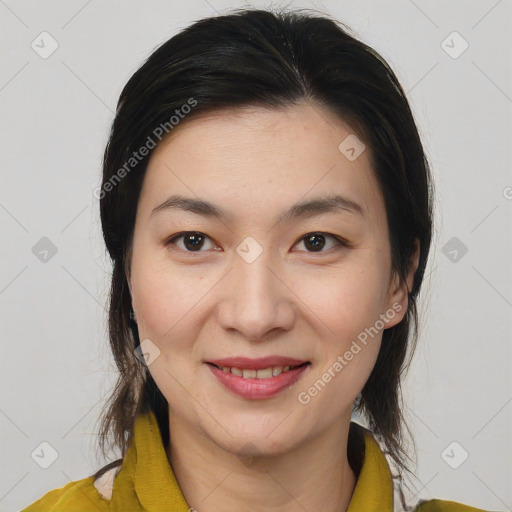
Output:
[21, 409, 490, 512]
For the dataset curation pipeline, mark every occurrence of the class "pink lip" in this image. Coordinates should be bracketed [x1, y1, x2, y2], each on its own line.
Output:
[206, 362, 310, 400]
[206, 356, 308, 370]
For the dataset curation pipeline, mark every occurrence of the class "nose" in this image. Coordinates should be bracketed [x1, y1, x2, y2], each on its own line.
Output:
[216, 248, 296, 342]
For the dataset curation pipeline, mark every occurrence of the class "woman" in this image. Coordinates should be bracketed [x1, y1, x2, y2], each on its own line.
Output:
[22, 7, 491, 512]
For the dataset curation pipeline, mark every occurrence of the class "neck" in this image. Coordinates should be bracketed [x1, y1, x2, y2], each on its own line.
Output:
[166, 412, 357, 512]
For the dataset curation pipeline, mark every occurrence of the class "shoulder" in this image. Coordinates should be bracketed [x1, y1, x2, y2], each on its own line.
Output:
[414, 498, 492, 512]
[21, 475, 110, 512]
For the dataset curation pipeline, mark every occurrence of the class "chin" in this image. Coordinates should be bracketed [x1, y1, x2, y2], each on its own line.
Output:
[208, 423, 297, 459]
[232, 437, 292, 461]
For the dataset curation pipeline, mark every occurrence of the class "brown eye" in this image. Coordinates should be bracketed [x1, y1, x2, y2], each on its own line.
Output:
[165, 231, 348, 255]
[166, 232, 216, 252]
[295, 232, 347, 253]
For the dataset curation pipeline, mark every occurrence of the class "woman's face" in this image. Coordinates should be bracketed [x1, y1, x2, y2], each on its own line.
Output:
[129, 103, 412, 458]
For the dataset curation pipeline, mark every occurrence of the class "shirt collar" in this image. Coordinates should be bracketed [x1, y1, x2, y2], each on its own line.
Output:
[121, 409, 393, 511]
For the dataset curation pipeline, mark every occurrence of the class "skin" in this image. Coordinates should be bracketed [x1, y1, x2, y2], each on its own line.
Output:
[127, 102, 419, 512]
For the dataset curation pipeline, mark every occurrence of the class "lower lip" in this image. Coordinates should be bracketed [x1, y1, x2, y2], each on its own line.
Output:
[207, 363, 310, 399]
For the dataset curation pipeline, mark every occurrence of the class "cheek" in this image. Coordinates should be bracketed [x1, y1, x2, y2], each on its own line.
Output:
[296, 257, 388, 339]
[130, 243, 199, 341]
[130, 258, 204, 405]
[293, 259, 386, 398]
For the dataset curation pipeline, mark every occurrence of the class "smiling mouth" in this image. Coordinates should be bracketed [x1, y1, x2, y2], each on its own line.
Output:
[207, 362, 310, 380]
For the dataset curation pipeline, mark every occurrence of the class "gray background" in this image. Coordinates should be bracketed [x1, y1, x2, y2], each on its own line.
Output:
[1, 0, 510, 510]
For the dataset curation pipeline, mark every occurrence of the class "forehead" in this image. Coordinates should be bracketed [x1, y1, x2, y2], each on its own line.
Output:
[140, 103, 386, 227]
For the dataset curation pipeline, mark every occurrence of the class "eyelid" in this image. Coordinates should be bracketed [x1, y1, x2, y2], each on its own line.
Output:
[165, 231, 350, 253]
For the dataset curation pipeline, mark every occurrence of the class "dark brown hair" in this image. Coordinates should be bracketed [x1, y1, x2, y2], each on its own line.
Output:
[93, 7, 433, 503]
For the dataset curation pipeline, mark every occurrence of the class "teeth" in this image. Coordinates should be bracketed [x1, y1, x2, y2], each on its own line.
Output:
[256, 367, 273, 379]
[218, 364, 301, 379]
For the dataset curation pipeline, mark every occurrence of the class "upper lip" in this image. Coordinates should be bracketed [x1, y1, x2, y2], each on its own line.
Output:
[206, 356, 309, 370]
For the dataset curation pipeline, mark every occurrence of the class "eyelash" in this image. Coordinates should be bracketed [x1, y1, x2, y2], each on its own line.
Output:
[164, 231, 350, 255]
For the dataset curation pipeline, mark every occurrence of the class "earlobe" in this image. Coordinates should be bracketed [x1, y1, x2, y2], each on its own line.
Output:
[124, 248, 133, 296]
[407, 238, 420, 294]
[125, 260, 133, 300]
[384, 274, 408, 329]
[126, 275, 136, 320]
[125, 261, 136, 320]
[127, 278, 133, 299]
[384, 239, 420, 329]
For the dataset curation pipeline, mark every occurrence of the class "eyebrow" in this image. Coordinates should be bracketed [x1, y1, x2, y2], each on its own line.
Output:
[150, 193, 365, 223]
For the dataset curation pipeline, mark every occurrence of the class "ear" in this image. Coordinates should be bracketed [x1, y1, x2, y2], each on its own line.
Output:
[124, 249, 133, 299]
[383, 238, 420, 329]
[125, 272, 133, 300]
[125, 264, 137, 322]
